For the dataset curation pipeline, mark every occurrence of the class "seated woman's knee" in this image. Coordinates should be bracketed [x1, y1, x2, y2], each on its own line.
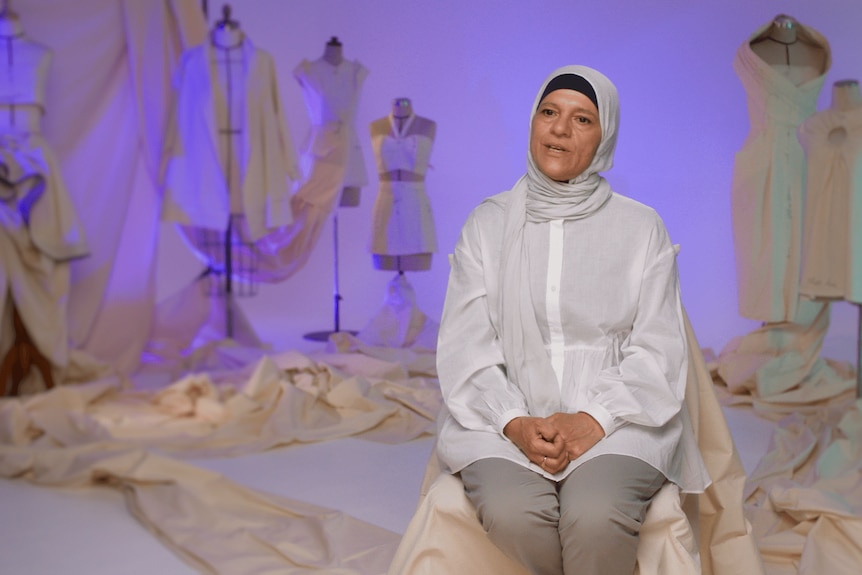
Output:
[476, 488, 559, 539]
[560, 494, 642, 541]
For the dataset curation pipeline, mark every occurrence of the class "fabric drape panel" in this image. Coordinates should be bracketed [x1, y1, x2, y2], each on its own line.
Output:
[124, 0, 208, 184]
[17, 0, 206, 374]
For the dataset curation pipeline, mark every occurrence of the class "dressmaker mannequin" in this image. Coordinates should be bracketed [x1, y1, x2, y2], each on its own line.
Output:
[294, 38, 369, 339]
[356, 98, 440, 348]
[162, 4, 300, 342]
[208, 4, 253, 336]
[722, 15, 836, 401]
[369, 97, 437, 272]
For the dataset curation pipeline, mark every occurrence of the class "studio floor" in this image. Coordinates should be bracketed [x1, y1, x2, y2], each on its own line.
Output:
[0, 327, 852, 574]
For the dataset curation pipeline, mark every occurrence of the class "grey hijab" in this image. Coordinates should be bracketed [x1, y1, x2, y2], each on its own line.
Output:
[499, 65, 620, 415]
[525, 66, 619, 221]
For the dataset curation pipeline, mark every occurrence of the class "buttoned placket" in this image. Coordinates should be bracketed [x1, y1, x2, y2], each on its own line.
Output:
[545, 219, 566, 391]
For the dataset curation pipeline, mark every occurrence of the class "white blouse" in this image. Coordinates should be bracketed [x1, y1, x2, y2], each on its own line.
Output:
[436, 190, 710, 493]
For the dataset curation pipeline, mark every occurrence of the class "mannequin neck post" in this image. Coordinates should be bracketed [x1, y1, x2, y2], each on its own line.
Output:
[831, 80, 862, 110]
[392, 97, 413, 119]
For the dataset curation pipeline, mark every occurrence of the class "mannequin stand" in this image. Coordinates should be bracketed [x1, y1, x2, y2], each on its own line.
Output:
[857, 304, 861, 399]
[198, 215, 258, 340]
[304, 211, 356, 342]
[224, 217, 235, 337]
[0, 305, 54, 396]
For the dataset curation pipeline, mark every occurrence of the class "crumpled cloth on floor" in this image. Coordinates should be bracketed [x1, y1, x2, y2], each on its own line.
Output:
[355, 274, 439, 350]
[0, 348, 442, 574]
[1, 350, 441, 457]
[743, 400, 862, 575]
[709, 303, 855, 418]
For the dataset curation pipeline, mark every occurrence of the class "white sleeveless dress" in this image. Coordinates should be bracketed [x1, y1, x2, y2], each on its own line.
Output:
[369, 114, 437, 255]
[293, 57, 368, 206]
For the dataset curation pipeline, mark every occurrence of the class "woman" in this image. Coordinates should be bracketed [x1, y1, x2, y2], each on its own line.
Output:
[435, 65, 710, 575]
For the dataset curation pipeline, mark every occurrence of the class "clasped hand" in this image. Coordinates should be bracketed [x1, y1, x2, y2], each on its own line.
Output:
[503, 413, 605, 475]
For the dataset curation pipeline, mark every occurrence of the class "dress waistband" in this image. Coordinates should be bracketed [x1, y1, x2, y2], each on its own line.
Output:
[379, 169, 424, 182]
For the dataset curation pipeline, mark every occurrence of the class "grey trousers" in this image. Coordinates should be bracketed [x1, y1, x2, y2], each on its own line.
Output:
[459, 455, 666, 575]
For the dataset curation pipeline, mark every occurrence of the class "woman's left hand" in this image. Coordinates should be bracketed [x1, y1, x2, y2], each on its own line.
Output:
[545, 412, 606, 462]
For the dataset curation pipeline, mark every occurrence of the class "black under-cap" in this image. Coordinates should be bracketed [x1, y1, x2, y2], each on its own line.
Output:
[538, 73, 598, 111]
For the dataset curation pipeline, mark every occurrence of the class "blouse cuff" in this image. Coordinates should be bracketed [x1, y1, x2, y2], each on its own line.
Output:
[581, 403, 616, 437]
[497, 408, 531, 439]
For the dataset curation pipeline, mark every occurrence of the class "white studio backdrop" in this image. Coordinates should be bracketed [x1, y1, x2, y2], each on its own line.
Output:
[155, 0, 862, 359]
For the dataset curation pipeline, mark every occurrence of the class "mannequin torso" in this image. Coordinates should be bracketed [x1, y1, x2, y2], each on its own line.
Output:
[0, 11, 50, 131]
[750, 14, 827, 86]
[209, 18, 246, 214]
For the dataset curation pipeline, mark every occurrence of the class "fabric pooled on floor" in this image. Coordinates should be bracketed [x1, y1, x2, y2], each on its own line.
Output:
[0, 347, 441, 574]
[0, 443, 400, 574]
[743, 400, 862, 575]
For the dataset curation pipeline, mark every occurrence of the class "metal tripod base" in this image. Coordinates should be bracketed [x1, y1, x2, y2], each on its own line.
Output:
[303, 329, 358, 343]
[303, 210, 356, 343]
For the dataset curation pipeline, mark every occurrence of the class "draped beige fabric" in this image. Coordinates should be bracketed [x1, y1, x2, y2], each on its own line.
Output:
[1, 444, 400, 574]
[16, 0, 207, 377]
[0, 347, 440, 573]
[712, 305, 855, 418]
[15, 2, 357, 380]
[386, 308, 765, 575]
[741, 400, 862, 575]
[708, 327, 859, 573]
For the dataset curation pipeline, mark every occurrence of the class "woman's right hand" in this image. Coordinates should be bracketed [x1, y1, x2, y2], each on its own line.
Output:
[503, 417, 569, 474]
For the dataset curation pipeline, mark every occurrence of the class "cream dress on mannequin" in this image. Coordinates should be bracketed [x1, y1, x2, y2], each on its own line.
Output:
[797, 80, 862, 304]
[731, 16, 830, 322]
[163, 28, 298, 242]
[369, 111, 437, 262]
[0, 13, 88, 389]
[293, 48, 368, 209]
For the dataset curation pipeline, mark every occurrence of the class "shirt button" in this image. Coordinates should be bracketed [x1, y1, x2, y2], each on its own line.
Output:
[550, 285, 557, 292]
